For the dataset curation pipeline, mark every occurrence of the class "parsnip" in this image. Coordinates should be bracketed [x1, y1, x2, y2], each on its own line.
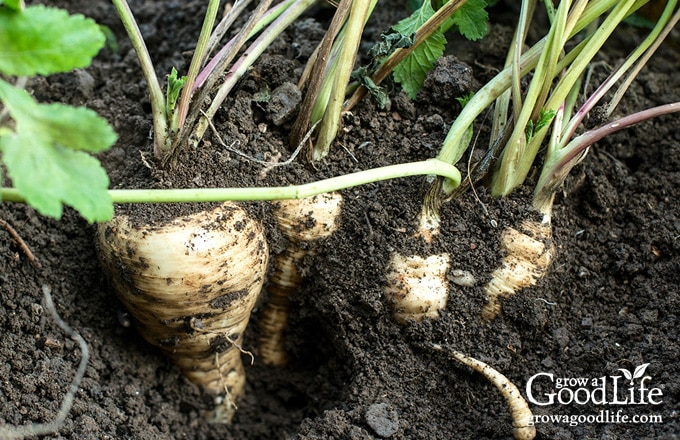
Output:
[430, 344, 536, 440]
[96, 202, 268, 423]
[384, 253, 451, 323]
[384, 185, 452, 324]
[259, 192, 343, 366]
[482, 216, 554, 321]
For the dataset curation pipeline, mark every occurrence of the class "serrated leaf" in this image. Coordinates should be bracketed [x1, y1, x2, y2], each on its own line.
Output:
[526, 109, 556, 140]
[1, 131, 113, 222]
[166, 67, 187, 117]
[0, 5, 105, 76]
[392, 0, 446, 100]
[450, 0, 488, 41]
[456, 91, 475, 107]
[0, 80, 117, 153]
[392, 0, 436, 42]
[0, 80, 115, 222]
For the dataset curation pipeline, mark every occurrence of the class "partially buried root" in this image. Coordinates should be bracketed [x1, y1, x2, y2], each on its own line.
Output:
[259, 193, 343, 366]
[96, 202, 268, 423]
[482, 217, 554, 320]
[384, 253, 451, 323]
[429, 343, 536, 440]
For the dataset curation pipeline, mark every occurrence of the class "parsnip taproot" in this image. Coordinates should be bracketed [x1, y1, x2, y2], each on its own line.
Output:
[430, 343, 536, 440]
[384, 253, 451, 324]
[96, 202, 268, 423]
[383, 190, 452, 324]
[259, 192, 343, 366]
[482, 216, 554, 321]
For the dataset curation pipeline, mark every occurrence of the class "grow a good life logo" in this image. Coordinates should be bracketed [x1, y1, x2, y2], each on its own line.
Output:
[526, 363, 665, 427]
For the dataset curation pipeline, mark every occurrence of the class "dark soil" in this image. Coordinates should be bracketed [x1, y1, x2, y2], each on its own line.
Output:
[1, 1, 679, 439]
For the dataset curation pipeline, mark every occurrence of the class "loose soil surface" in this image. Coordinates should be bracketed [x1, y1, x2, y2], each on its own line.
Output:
[1, 1, 679, 439]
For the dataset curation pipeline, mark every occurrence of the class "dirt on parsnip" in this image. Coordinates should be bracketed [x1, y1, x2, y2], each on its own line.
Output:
[1, 1, 679, 439]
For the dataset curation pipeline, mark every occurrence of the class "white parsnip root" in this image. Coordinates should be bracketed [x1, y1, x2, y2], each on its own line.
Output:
[430, 344, 536, 440]
[482, 216, 554, 320]
[96, 202, 268, 423]
[259, 192, 343, 366]
[384, 190, 451, 324]
[384, 253, 451, 323]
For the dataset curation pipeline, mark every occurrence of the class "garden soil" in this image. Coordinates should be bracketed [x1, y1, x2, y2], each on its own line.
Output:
[1, 1, 679, 439]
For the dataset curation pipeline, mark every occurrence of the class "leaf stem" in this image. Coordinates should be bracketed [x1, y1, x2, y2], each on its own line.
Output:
[344, 0, 468, 111]
[533, 102, 680, 214]
[174, 0, 221, 130]
[0, 159, 461, 205]
[189, 0, 314, 149]
[312, 0, 377, 160]
[111, 0, 167, 158]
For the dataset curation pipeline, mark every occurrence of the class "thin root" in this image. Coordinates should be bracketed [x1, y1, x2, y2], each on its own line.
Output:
[203, 109, 310, 169]
[189, 320, 256, 367]
[0, 285, 89, 440]
[0, 219, 41, 269]
[215, 351, 238, 411]
[429, 343, 536, 440]
[224, 333, 255, 366]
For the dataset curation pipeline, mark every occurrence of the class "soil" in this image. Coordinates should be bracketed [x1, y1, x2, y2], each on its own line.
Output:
[1, 1, 679, 439]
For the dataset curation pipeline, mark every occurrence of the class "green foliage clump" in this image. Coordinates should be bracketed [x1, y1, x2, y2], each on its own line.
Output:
[393, 0, 488, 99]
[0, 2, 117, 222]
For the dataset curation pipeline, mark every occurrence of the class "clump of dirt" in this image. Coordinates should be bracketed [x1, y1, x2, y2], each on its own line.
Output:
[1, 1, 679, 439]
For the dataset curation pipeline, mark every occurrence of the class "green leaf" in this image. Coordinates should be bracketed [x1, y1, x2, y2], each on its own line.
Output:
[451, 0, 488, 40]
[166, 67, 187, 118]
[449, 0, 488, 41]
[351, 66, 390, 109]
[99, 24, 120, 55]
[392, 0, 488, 99]
[392, 0, 447, 99]
[0, 5, 105, 76]
[0, 0, 25, 11]
[0, 80, 116, 222]
[455, 91, 475, 107]
[526, 109, 556, 140]
[1, 132, 113, 222]
[0, 81, 117, 153]
[367, 32, 415, 67]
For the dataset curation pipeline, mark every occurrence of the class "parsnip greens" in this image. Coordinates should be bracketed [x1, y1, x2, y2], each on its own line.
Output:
[0, 82, 116, 222]
[418, 0, 680, 320]
[0, 5, 105, 76]
[0, 3, 117, 222]
[392, 0, 488, 98]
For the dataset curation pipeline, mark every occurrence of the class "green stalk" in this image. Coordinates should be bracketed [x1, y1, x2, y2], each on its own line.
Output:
[604, 0, 679, 117]
[509, 0, 536, 124]
[190, 0, 315, 149]
[436, 0, 639, 169]
[111, 0, 167, 158]
[542, 0, 638, 114]
[490, 0, 640, 197]
[561, 0, 678, 148]
[1, 159, 461, 204]
[308, 54, 341, 128]
[534, 1, 680, 213]
[436, 33, 587, 169]
[174, 0, 221, 131]
[313, 0, 378, 161]
[489, 0, 572, 197]
[289, 0, 353, 155]
[533, 102, 680, 214]
[488, 0, 535, 149]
